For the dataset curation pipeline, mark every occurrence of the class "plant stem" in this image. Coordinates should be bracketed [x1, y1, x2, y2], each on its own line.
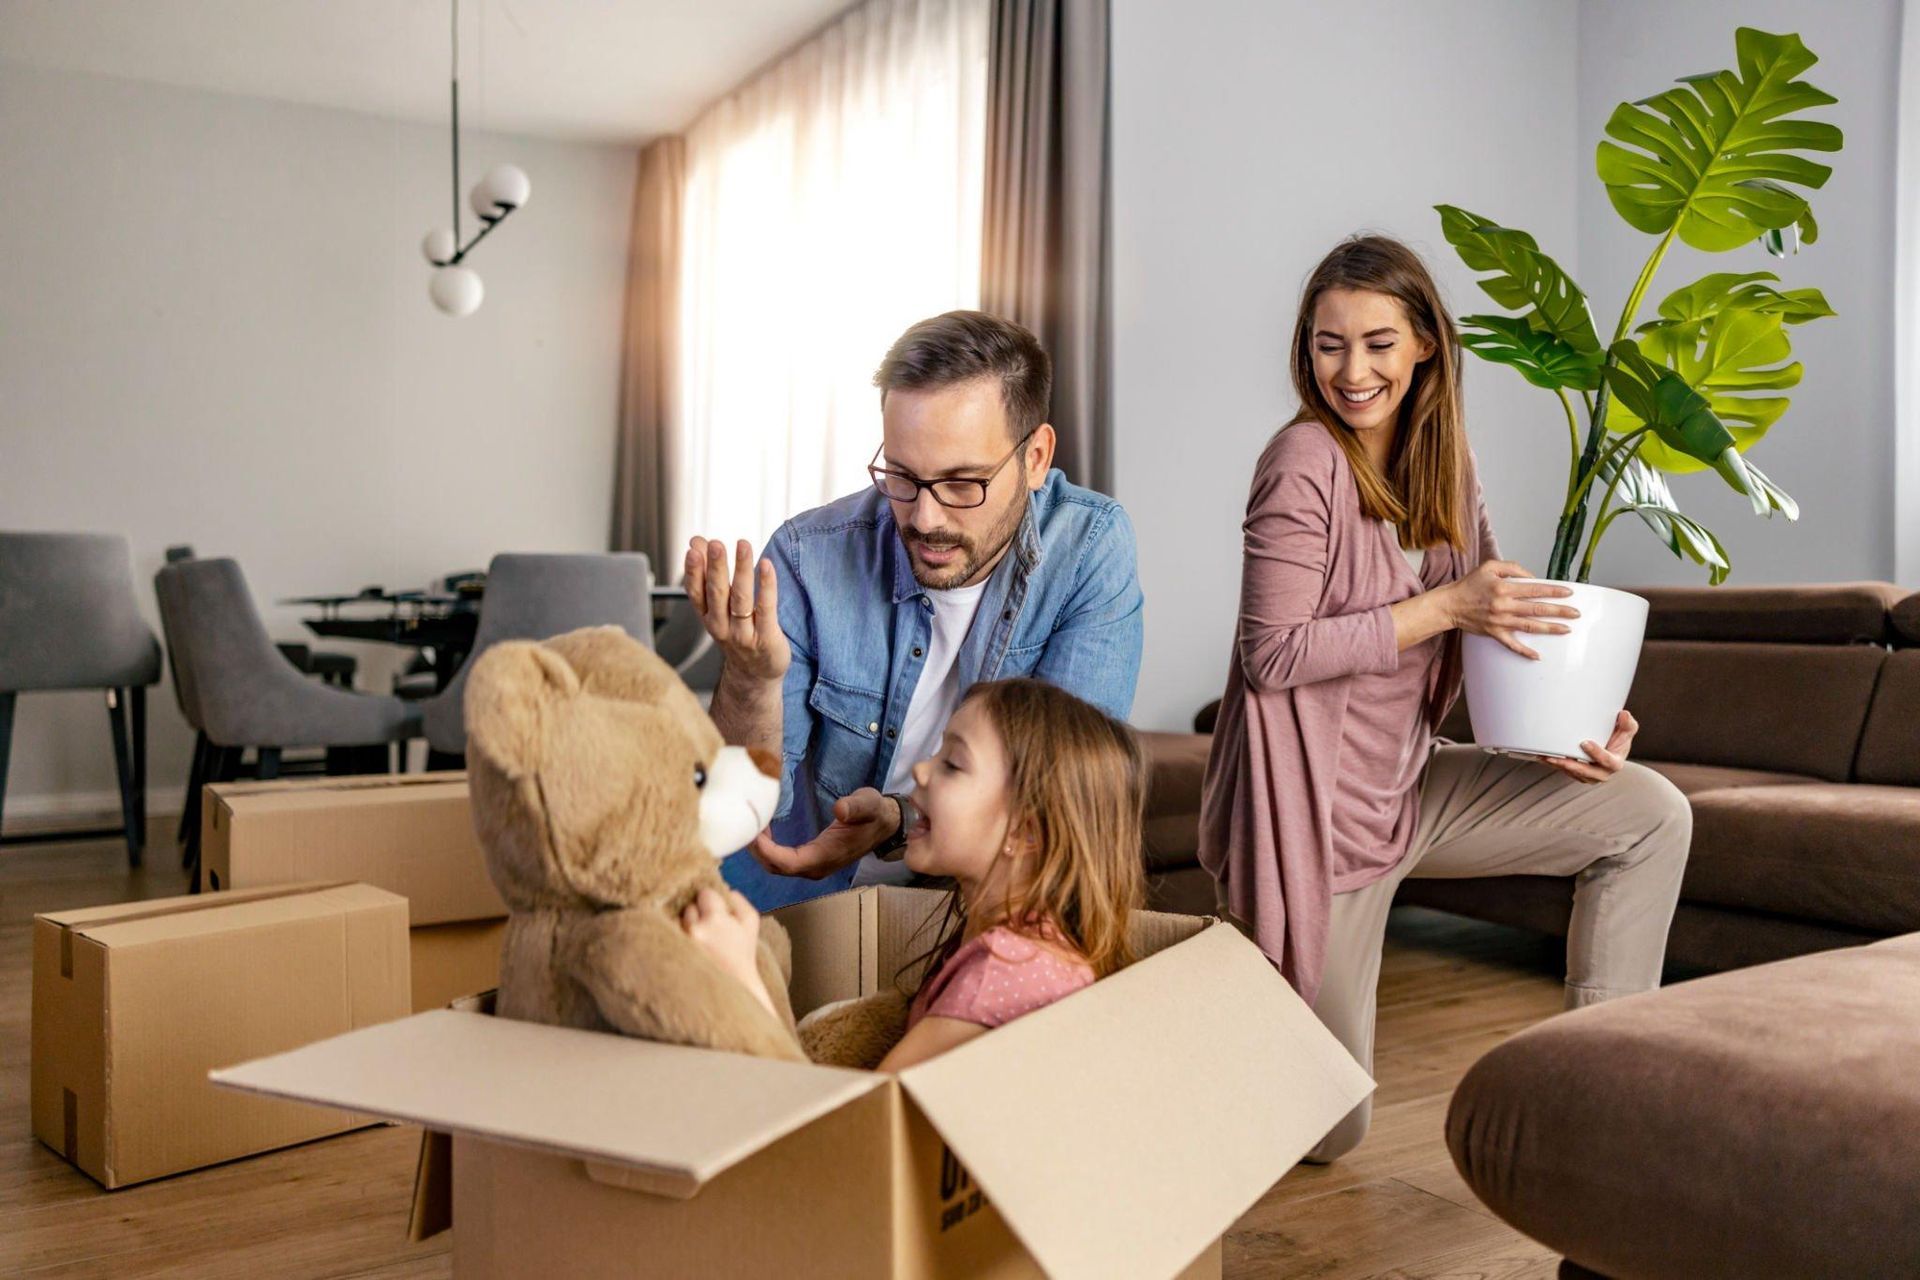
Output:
[1576, 434, 1645, 581]
[1555, 388, 1581, 495]
[1578, 506, 1631, 583]
[1547, 224, 1682, 581]
[1565, 427, 1652, 519]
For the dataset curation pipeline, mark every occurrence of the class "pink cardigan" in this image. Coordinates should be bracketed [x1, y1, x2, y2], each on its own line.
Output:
[1197, 418, 1497, 1004]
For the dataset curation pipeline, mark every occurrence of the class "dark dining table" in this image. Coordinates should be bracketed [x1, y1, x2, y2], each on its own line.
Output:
[286, 584, 690, 693]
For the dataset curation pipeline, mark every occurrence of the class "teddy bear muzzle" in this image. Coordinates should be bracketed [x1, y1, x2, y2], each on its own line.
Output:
[697, 745, 783, 859]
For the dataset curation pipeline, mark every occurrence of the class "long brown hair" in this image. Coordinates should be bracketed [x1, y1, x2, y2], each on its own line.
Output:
[903, 678, 1145, 992]
[1288, 234, 1469, 552]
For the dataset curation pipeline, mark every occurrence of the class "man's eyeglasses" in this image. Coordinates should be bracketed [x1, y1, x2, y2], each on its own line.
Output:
[867, 432, 1035, 510]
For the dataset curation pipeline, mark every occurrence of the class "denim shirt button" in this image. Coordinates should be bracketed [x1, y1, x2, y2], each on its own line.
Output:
[1002, 609, 1013, 620]
[867, 721, 879, 734]
[912, 646, 923, 658]
[885, 726, 897, 740]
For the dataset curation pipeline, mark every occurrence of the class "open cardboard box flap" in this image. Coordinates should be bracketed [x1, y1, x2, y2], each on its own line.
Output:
[896, 922, 1375, 1280]
[211, 1006, 884, 1199]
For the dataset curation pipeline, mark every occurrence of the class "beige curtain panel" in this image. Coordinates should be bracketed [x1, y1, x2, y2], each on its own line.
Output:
[981, 0, 1112, 494]
[611, 134, 686, 569]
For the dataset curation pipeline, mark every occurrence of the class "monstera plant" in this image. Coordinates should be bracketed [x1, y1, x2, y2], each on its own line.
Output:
[1437, 26, 1841, 587]
[1432, 27, 1843, 759]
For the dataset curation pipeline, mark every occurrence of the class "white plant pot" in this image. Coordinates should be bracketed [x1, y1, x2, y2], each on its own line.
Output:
[1461, 581, 1649, 760]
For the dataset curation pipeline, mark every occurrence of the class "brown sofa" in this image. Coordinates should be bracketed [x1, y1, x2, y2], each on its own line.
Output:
[1444, 930, 1920, 1279]
[1141, 582, 1920, 973]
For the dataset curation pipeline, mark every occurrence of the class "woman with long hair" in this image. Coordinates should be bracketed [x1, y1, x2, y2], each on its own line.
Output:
[1199, 235, 1691, 1161]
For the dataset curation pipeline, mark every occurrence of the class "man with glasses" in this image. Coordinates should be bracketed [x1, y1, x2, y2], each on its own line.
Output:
[685, 310, 1144, 908]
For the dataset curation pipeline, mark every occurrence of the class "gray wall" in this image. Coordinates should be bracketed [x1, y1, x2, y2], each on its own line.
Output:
[1112, 0, 1582, 731]
[1574, 0, 1904, 589]
[1, 64, 637, 820]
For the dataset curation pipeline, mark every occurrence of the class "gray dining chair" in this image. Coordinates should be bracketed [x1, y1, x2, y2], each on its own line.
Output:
[157, 557, 422, 885]
[652, 594, 723, 694]
[420, 552, 654, 765]
[0, 532, 163, 866]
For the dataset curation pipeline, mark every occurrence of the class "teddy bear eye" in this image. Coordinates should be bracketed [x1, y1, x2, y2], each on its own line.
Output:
[693, 765, 708, 790]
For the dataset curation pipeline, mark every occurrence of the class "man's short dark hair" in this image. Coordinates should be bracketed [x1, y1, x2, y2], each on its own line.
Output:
[873, 310, 1051, 440]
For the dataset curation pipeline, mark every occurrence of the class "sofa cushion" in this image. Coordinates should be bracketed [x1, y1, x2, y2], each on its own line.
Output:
[1141, 731, 1210, 870]
[1446, 933, 1920, 1280]
[1626, 640, 1885, 782]
[1640, 760, 1820, 795]
[1855, 649, 1920, 786]
[1891, 592, 1920, 648]
[1682, 783, 1920, 936]
[1635, 581, 1904, 645]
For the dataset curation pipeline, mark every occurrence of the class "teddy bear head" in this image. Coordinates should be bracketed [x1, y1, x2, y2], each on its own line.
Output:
[462, 625, 780, 910]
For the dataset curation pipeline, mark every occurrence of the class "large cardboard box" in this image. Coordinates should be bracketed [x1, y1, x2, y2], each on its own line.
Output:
[200, 772, 506, 926]
[32, 882, 411, 1189]
[410, 918, 508, 1013]
[215, 887, 1371, 1279]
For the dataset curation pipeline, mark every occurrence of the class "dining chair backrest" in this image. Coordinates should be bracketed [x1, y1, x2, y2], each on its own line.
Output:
[0, 532, 161, 694]
[423, 552, 654, 754]
[152, 560, 205, 730]
[156, 557, 296, 745]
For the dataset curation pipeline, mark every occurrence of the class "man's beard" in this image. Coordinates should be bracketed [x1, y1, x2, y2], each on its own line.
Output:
[902, 491, 1026, 590]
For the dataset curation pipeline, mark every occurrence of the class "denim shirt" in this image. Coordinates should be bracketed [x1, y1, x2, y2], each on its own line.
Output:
[721, 470, 1144, 909]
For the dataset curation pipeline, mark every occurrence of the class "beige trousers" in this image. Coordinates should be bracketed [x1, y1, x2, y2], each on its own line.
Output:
[1226, 745, 1692, 1163]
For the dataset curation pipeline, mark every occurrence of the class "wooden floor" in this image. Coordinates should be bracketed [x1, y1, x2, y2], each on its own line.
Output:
[0, 828, 1568, 1279]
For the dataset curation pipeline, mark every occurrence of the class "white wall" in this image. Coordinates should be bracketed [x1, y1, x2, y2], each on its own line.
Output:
[1112, 0, 1582, 731]
[0, 64, 637, 819]
[1574, 1, 1905, 589]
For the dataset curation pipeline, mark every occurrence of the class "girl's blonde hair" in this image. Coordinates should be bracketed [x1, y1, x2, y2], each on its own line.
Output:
[905, 678, 1146, 990]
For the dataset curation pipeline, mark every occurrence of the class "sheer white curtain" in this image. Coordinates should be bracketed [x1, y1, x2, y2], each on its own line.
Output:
[675, 0, 991, 554]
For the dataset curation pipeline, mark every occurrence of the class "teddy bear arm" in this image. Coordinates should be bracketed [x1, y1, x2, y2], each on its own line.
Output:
[567, 911, 808, 1063]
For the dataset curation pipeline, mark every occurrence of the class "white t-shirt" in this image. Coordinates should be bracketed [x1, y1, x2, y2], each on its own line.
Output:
[852, 579, 988, 887]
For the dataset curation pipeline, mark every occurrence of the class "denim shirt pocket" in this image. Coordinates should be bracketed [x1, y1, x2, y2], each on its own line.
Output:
[805, 675, 886, 798]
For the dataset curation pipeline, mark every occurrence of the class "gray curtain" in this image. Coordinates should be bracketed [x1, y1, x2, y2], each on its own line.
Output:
[980, 0, 1112, 493]
[611, 135, 686, 569]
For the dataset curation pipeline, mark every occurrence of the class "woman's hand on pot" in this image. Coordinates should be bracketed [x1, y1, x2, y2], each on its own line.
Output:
[1542, 710, 1638, 785]
[1444, 560, 1579, 660]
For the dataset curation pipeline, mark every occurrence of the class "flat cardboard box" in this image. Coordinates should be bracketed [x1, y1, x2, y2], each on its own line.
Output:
[216, 887, 1371, 1279]
[33, 881, 411, 1189]
[200, 772, 507, 926]
[411, 918, 508, 1014]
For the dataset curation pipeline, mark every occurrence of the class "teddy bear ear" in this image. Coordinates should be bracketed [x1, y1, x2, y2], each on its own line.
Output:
[463, 641, 582, 780]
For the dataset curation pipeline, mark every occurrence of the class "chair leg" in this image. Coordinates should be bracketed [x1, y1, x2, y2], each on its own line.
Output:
[178, 732, 208, 848]
[131, 687, 148, 860]
[106, 690, 140, 868]
[0, 691, 14, 837]
[256, 747, 282, 781]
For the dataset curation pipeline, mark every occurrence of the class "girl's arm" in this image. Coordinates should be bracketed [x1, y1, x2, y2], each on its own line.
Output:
[877, 1015, 988, 1073]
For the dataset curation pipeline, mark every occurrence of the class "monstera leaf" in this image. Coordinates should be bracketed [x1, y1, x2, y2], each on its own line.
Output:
[1602, 341, 1765, 511]
[1597, 27, 1841, 252]
[1613, 307, 1805, 471]
[1592, 451, 1760, 585]
[1635, 271, 1835, 339]
[1436, 205, 1601, 358]
[1458, 314, 1604, 391]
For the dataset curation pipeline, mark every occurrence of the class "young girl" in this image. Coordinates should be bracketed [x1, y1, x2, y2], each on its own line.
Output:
[682, 677, 1146, 1072]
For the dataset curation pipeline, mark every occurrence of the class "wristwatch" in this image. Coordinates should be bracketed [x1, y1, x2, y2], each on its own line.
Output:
[872, 793, 918, 861]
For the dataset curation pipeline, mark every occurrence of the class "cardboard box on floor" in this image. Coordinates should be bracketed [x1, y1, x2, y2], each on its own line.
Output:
[214, 887, 1371, 1279]
[199, 772, 506, 926]
[32, 882, 411, 1189]
[410, 918, 508, 1013]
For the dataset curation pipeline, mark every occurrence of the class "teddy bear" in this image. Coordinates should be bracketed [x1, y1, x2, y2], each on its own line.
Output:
[462, 624, 807, 1062]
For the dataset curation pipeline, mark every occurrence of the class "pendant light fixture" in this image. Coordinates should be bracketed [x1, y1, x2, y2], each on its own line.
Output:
[421, 0, 529, 316]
